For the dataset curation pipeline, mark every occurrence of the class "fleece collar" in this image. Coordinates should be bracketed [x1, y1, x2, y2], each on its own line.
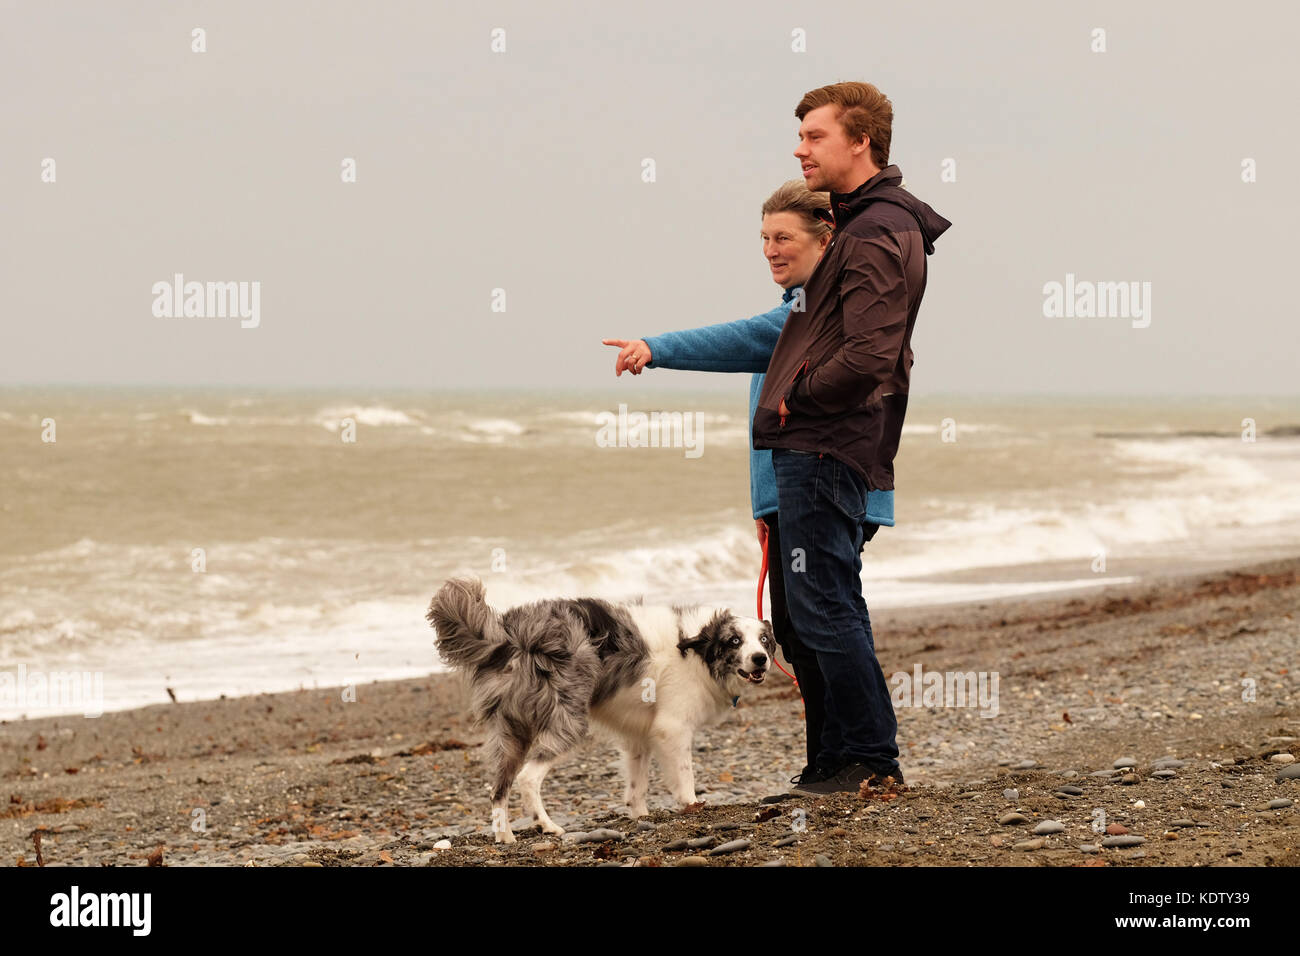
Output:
[818, 164, 952, 255]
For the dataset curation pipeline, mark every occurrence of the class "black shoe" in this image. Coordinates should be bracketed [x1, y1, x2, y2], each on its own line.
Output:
[791, 762, 905, 797]
[788, 764, 830, 788]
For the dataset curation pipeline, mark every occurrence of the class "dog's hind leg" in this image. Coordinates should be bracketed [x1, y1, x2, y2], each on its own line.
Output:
[489, 733, 529, 844]
[621, 746, 651, 818]
[518, 753, 565, 836]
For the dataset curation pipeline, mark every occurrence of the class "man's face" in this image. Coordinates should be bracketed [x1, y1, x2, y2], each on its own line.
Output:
[794, 104, 868, 193]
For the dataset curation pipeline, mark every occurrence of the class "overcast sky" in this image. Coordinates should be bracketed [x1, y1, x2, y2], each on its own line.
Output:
[3, 0, 1296, 394]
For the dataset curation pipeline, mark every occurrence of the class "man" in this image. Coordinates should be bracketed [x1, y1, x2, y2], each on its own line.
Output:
[752, 81, 951, 795]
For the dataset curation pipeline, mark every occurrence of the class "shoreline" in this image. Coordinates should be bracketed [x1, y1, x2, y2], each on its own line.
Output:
[1, 553, 1297, 866]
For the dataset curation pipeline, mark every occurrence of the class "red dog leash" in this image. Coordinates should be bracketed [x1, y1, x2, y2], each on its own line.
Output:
[758, 530, 799, 686]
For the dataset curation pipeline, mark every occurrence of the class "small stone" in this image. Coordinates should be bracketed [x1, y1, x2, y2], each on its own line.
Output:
[760, 793, 796, 804]
[1101, 835, 1146, 847]
[1120, 773, 1140, 785]
[636, 821, 656, 831]
[1224, 801, 1244, 808]
[1014, 838, 1046, 851]
[706, 839, 751, 856]
[677, 855, 710, 867]
[1170, 819, 1195, 828]
[531, 843, 555, 854]
[1079, 844, 1099, 853]
[1133, 800, 1146, 809]
[827, 827, 848, 838]
[686, 836, 717, 849]
[988, 835, 1004, 847]
[433, 839, 452, 850]
[998, 812, 1030, 826]
[1270, 753, 1297, 765]
[1056, 785, 1084, 796]
[1105, 823, 1129, 835]
[661, 839, 689, 852]
[1225, 849, 1242, 857]
[1059, 770, 1079, 779]
[1034, 821, 1065, 835]
[759, 859, 786, 867]
[1267, 799, 1293, 810]
[1090, 769, 1119, 777]
[567, 828, 625, 844]
[1113, 756, 1137, 769]
[1003, 789, 1020, 801]
[814, 854, 833, 867]
[1276, 764, 1300, 782]
[1150, 758, 1186, 770]
[772, 835, 798, 848]
[1014, 760, 1037, 770]
[1151, 770, 1177, 779]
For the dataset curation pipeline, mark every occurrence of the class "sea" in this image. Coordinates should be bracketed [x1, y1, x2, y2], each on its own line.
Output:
[2, 386, 1298, 719]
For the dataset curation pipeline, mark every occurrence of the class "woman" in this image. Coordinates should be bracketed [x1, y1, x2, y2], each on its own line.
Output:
[601, 180, 894, 789]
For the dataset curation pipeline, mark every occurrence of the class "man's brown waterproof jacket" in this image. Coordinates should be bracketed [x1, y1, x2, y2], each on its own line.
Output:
[752, 164, 951, 491]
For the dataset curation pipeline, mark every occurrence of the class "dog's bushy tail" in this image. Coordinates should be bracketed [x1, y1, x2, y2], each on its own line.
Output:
[427, 577, 507, 669]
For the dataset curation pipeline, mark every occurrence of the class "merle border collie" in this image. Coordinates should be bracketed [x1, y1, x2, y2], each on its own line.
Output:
[426, 577, 775, 844]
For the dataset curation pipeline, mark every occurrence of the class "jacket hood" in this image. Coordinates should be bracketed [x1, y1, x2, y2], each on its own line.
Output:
[819, 164, 952, 255]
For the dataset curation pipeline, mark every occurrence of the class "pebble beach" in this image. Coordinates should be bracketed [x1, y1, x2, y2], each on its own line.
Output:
[2, 556, 1297, 868]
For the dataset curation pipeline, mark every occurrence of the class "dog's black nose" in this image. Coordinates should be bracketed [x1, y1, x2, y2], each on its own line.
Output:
[752, 652, 767, 668]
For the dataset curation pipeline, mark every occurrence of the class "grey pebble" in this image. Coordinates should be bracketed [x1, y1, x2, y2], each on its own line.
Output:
[1276, 764, 1300, 782]
[1151, 770, 1177, 779]
[686, 836, 717, 849]
[1058, 770, 1079, 779]
[1014, 838, 1046, 851]
[635, 821, 656, 832]
[1013, 760, 1038, 770]
[772, 835, 799, 848]
[998, 812, 1029, 826]
[1170, 819, 1196, 828]
[1003, 789, 1020, 801]
[759, 859, 786, 867]
[661, 839, 689, 852]
[1033, 821, 1065, 835]
[1056, 785, 1084, 796]
[1079, 844, 1100, 853]
[1267, 799, 1293, 810]
[1224, 801, 1245, 808]
[814, 854, 833, 867]
[1091, 769, 1119, 777]
[676, 856, 710, 867]
[706, 839, 751, 856]
[565, 828, 625, 844]
[1151, 758, 1187, 770]
[1101, 835, 1146, 847]
[1113, 756, 1137, 769]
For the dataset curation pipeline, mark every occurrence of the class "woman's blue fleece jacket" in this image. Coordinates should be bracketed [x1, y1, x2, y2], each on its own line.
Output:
[642, 285, 895, 526]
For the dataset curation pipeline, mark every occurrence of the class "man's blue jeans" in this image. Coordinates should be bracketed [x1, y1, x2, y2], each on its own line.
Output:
[772, 448, 900, 777]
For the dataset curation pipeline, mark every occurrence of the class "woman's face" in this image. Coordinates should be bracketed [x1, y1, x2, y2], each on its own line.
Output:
[761, 211, 830, 290]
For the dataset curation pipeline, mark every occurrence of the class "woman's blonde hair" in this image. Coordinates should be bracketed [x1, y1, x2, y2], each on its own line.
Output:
[761, 179, 832, 240]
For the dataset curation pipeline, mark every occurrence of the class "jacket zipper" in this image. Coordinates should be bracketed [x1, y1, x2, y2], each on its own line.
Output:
[780, 359, 809, 428]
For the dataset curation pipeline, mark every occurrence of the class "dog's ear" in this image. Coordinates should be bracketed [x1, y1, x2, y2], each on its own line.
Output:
[677, 609, 731, 657]
[760, 619, 775, 650]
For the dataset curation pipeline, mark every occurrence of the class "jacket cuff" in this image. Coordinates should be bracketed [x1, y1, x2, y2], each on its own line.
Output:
[641, 335, 662, 368]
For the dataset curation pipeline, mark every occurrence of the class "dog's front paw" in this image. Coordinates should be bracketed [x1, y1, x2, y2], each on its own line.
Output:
[540, 821, 565, 836]
[494, 828, 517, 844]
[627, 802, 649, 819]
[679, 799, 705, 813]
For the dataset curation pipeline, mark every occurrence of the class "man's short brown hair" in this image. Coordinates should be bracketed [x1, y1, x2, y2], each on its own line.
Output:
[796, 82, 893, 169]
